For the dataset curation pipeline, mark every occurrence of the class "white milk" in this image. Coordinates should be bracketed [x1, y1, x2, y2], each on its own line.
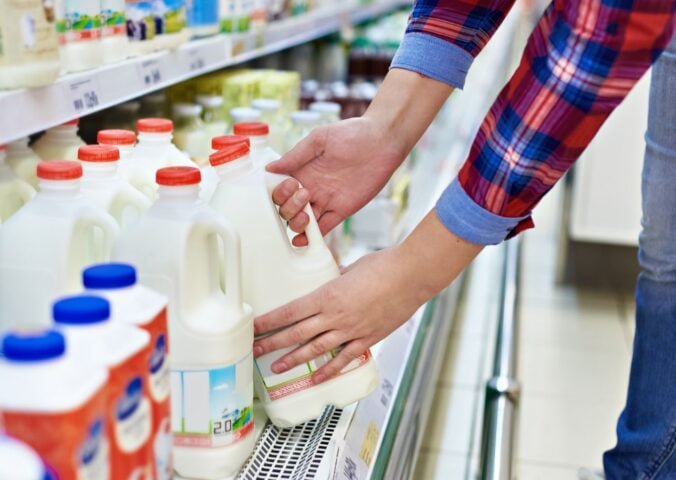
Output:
[32, 119, 86, 161]
[98, 128, 157, 201]
[53, 294, 153, 480]
[0, 330, 109, 479]
[134, 118, 194, 173]
[251, 99, 287, 153]
[287, 110, 320, 151]
[199, 134, 250, 202]
[232, 121, 280, 168]
[82, 262, 172, 479]
[0, 0, 60, 89]
[172, 103, 211, 166]
[0, 146, 35, 224]
[208, 146, 379, 428]
[6, 138, 41, 188]
[101, 0, 130, 63]
[78, 144, 151, 228]
[196, 95, 228, 138]
[54, 0, 103, 72]
[0, 161, 118, 331]
[0, 434, 50, 480]
[113, 166, 255, 479]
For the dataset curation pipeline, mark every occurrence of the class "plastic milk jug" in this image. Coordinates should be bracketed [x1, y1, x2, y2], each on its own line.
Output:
[0, 145, 35, 224]
[113, 166, 255, 479]
[251, 99, 287, 153]
[0, 330, 110, 479]
[196, 95, 228, 138]
[0, 161, 118, 331]
[98, 128, 157, 201]
[232, 121, 280, 168]
[208, 145, 379, 428]
[172, 103, 211, 166]
[134, 118, 194, 172]
[83, 263, 172, 479]
[0, 434, 53, 480]
[33, 119, 86, 161]
[6, 138, 41, 188]
[199, 134, 250, 202]
[53, 295, 153, 480]
[78, 145, 151, 228]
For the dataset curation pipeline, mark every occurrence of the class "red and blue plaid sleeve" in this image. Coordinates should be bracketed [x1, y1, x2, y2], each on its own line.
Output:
[435, 0, 675, 245]
[391, 0, 517, 88]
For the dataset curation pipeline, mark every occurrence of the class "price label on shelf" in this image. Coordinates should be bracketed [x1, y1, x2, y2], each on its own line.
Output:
[64, 77, 101, 115]
[184, 47, 207, 73]
[137, 58, 165, 87]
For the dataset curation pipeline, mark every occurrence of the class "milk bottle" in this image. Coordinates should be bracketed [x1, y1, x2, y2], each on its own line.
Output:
[0, 434, 52, 480]
[78, 145, 151, 228]
[55, 0, 104, 72]
[113, 166, 255, 479]
[82, 263, 172, 479]
[251, 99, 287, 153]
[199, 134, 250, 202]
[53, 295, 153, 480]
[233, 121, 280, 168]
[6, 138, 41, 188]
[32, 119, 86, 161]
[197, 95, 228, 138]
[309, 101, 341, 125]
[0, 145, 35, 224]
[0, 161, 118, 330]
[0, 330, 109, 479]
[287, 110, 320, 150]
[101, 0, 130, 63]
[126, 0, 159, 55]
[134, 118, 194, 174]
[229, 107, 261, 126]
[152, 0, 190, 51]
[98, 129, 157, 201]
[208, 145, 379, 428]
[173, 103, 211, 166]
[187, 0, 219, 37]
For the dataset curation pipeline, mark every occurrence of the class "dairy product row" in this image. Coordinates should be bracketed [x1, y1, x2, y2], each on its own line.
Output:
[0, 0, 327, 89]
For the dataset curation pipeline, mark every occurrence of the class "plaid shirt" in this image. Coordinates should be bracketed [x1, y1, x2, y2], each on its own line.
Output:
[392, 0, 675, 245]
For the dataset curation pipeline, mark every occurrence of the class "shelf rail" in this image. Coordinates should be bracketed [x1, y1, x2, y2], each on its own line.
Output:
[479, 238, 522, 480]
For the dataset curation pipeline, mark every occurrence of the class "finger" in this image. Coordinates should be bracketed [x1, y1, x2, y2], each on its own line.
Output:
[253, 316, 325, 357]
[288, 211, 309, 234]
[318, 211, 344, 236]
[279, 188, 310, 221]
[292, 233, 309, 247]
[266, 131, 322, 175]
[312, 341, 368, 384]
[254, 288, 322, 335]
[271, 178, 300, 207]
[270, 331, 345, 374]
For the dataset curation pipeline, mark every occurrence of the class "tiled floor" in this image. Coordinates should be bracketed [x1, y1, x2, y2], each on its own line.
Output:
[413, 184, 635, 479]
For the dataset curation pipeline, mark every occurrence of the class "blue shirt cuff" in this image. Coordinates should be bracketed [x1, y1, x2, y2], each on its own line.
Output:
[390, 33, 474, 89]
[435, 178, 531, 245]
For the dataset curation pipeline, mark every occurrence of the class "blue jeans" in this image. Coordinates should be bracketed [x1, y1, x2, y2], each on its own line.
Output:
[603, 34, 676, 479]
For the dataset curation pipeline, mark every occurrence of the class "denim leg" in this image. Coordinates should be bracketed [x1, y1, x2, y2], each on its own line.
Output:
[603, 34, 676, 479]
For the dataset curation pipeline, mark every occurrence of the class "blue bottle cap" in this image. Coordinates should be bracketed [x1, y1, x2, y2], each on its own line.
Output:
[52, 295, 110, 325]
[2, 330, 65, 362]
[83, 263, 137, 289]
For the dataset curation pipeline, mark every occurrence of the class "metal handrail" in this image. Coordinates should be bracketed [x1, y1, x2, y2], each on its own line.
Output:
[479, 238, 522, 480]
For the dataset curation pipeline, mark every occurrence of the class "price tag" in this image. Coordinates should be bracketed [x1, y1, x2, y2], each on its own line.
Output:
[137, 58, 164, 87]
[184, 47, 206, 72]
[64, 77, 101, 115]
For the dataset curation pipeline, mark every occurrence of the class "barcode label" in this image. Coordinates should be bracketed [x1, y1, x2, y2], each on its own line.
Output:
[65, 77, 101, 115]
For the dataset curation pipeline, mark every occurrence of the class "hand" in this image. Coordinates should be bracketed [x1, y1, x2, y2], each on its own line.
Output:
[268, 116, 406, 246]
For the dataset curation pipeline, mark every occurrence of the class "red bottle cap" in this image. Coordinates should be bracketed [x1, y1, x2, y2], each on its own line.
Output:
[156, 166, 201, 186]
[209, 143, 250, 167]
[137, 118, 173, 133]
[37, 161, 83, 180]
[78, 145, 120, 162]
[211, 134, 250, 150]
[98, 129, 136, 146]
[233, 122, 269, 136]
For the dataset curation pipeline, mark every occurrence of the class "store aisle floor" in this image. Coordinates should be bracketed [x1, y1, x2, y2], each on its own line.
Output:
[413, 184, 635, 479]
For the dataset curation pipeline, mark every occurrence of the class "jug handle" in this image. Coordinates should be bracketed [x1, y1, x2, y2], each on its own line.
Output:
[265, 172, 326, 257]
[76, 206, 120, 261]
[196, 213, 243, 311]
[16, 180, 35, 204]
[119, 184, 152, 216]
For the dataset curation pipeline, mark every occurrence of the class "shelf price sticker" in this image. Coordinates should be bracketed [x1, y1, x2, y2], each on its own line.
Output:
[183, 47, 207, 73]
[137, 58, 164, 87]
[64, 77, 101, 115]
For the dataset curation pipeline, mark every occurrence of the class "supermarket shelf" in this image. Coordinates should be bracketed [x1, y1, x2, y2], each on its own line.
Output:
[0, 0, 407, 145]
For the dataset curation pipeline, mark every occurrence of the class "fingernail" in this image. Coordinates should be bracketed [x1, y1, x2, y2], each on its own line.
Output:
[253, 346, 263, 357]
[272, 362, 287, 373]
[313, 373, 325, 384]
[294, 189, 308, 205]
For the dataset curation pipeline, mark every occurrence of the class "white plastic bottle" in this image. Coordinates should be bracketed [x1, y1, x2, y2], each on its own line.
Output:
[0, 330, 109, 479]
[0, 434, 52, 480]
[287, 110, 320, 151]
[82, 263, 172, 480]
[53, 295, 153, 480]
[32, 119, 86, 161]
[101, 0, 130, 63]
[197, 95, 228, 138]
[152, 0, 190, 51]
[200, 134, 250, 202]
[173, 103, 211, 166]
[208, 145, 379, 428]
[134, 118, 194, 173]
[78, 145, 152, 228]
[113, 166, 255, 479]
[251, 99, 287, 153]
[186, 0, 219, 37]
[309, 101, 341, 125]
[229, 107, 261, 126]
[0, 0, 60, 90]
[126, 0, 158, 55]
[232, 121, 280, 168]
[0, 145, 35, 224]
[0, 161, 118, 330]
[6, 138, 41, 188]
[55, 0, 104, 72]
[98, 128, 157, 201]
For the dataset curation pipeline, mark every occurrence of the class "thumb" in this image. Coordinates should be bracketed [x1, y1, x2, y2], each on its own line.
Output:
[266, 132, 320, 175]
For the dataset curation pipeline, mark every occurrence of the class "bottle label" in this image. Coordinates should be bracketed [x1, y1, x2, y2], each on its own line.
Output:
[186, 0, 218, 28]
[55, 0, 102, 44]
[218, 0, 235, 32]
[108, 344, 153, 480]
[2, 387, 110, 479]
[0, 2, 59, 65]
[155, 0, 187, 35]
[125, 0, 155, 41]
[171, 353, 254, 448]
[101, 0, 127, 37]
[256, 348, 371, 401]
